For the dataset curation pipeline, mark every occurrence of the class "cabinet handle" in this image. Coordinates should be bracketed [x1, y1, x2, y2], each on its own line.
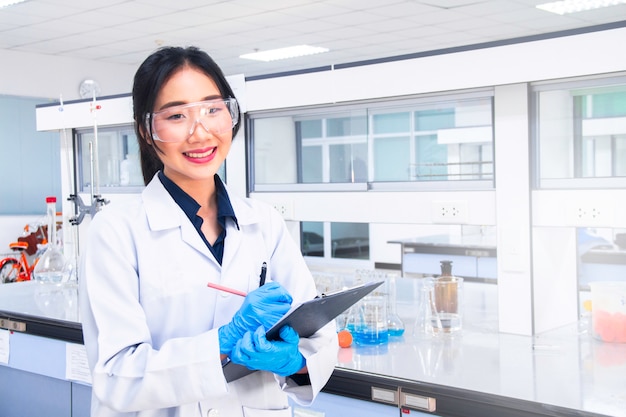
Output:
[400, 392, 436, 412]
[0, 318, 26, 332]
[371, 386, 398, 405]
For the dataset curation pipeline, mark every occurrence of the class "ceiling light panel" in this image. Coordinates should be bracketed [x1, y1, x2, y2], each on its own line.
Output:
[240, 45, 329, 62]
[536, 0, 626, 15]
[0, 0, 26, 8]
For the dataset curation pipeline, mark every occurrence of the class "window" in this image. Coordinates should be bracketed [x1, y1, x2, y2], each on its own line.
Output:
[533, 75, 626, 188]
[331, 222, 369, 259]
[76, 125, 226, 193]
[250, 91, 494, 191]
[77, 125, 143, 192]
[577, 227, 625, 288]
[301, 221, 370, 261]
[297, 114, 368, 184]
[301, 221, 324, 257]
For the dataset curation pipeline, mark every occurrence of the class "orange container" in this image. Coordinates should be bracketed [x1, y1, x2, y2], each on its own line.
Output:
[589, 281, 626, 343]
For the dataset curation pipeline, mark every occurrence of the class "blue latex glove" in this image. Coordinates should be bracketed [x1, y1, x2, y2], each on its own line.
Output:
[218, 282, 292, 355]
[230, 325, 306, 377]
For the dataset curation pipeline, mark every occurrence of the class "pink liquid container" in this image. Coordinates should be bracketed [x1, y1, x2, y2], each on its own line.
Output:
[589, 281, 626, 343]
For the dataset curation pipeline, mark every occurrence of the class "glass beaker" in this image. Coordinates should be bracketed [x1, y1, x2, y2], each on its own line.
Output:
[589, 281, 626, 343]
[428, 276, 463, 334]
[353, 295, 389, 345]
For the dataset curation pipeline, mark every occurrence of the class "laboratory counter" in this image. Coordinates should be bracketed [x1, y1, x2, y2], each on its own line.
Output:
[0, 281, 624, 417]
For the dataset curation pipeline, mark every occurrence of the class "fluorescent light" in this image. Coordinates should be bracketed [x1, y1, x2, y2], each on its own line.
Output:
[0, 0, 27, 8]
[536, 0, 626, 15]
[240, 45, 329, 62]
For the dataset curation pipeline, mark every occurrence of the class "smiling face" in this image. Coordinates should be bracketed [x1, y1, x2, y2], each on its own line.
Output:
[151, 65, 232, 188]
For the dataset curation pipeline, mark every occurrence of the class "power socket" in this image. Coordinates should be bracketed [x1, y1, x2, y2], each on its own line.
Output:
[432, 200, 469, 224]
[272, 200, 294, 220]
[566, 204, 613, 226]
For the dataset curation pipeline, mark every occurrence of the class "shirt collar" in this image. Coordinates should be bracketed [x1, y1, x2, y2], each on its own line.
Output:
[158, 171, 239, 230]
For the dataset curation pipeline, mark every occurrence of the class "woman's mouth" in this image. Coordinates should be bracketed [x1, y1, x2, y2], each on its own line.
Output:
[184, 147, 216, 159]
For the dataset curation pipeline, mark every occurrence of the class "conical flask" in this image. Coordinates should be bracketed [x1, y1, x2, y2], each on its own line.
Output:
[385, 273, 405, 337]
[33, 196, 70, 284]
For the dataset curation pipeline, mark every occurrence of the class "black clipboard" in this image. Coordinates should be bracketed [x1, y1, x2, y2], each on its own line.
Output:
[223, 280, 384, 382]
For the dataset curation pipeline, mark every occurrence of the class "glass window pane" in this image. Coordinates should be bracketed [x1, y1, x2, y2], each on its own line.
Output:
[78, 125, 142, 191]
[374, 136, 410, 181]
[300, 120, 322, 139]
[616, 136, 626, 176]
[415, 134, 447, 180]
[536, 80, 626, 185]
[584, 91, 626, 118]
[327, 116, 367, 136]
[577, 227, 624, 287]
[331, 222, 369, 259]
[373, 112, 410, 134]
[415, 108, 455, 131]
[301, 146, 323, 183]
[301, 221, 324, 257]
[254, 117, 298, 184]
[329, 143, 367, 183]
[249, 93, 493, 189]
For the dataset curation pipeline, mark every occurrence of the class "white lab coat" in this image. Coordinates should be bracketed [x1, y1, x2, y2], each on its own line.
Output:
[79, 175, 338, 417]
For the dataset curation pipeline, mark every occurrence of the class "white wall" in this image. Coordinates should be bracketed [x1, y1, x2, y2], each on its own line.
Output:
[0, 49, 134, 100]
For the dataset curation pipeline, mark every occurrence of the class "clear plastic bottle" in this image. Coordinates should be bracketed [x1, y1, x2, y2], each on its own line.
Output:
[33, 196, 70, 284]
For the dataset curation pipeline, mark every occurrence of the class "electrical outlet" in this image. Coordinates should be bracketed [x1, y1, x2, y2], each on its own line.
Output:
[272, 200, 294, 220]
[566, 204, 613, 226]
[432, 200, 469, 224]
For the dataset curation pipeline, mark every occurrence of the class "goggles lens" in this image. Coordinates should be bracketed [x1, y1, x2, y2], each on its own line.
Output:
[148, 98, 239, 142]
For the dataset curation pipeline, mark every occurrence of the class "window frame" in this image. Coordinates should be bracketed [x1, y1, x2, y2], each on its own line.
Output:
[531, 72, 626, 190]
[247, 88, 495, 193]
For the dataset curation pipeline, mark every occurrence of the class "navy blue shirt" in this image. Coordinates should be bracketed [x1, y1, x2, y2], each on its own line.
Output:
[158, 171, 239, 265]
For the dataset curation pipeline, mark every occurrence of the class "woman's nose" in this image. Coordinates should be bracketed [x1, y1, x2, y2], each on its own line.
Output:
[187, 118, 213, 139]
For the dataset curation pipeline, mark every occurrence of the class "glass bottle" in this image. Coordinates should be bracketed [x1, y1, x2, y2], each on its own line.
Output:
[430, 260, 463, 334]
[33, 196, 70, 284]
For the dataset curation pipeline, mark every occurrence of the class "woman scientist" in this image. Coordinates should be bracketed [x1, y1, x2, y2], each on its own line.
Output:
[79, 46, 338, 417]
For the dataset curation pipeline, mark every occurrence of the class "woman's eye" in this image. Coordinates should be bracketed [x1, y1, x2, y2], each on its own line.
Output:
[203, 106, 221, 115]
[166, 112, 186, 121]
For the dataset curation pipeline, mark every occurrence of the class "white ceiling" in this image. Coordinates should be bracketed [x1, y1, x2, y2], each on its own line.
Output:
[1, 0, 625, 78]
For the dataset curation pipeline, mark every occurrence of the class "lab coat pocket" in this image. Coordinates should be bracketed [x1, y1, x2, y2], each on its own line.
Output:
[242, 406, 292, 417]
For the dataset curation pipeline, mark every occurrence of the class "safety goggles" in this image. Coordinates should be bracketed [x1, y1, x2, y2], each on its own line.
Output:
[147, 98, 239, 143]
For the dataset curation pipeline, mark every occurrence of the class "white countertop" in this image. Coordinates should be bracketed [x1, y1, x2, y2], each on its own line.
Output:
[336, 280, 626, 417]
[0, 280, 79, 322]
[1, 280, 624, 416]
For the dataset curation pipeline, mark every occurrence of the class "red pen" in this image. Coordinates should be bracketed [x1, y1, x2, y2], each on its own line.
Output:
[206, 282, 247, 297]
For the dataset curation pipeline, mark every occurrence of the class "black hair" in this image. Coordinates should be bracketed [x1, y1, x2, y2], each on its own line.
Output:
[132, 46, 241, 185]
